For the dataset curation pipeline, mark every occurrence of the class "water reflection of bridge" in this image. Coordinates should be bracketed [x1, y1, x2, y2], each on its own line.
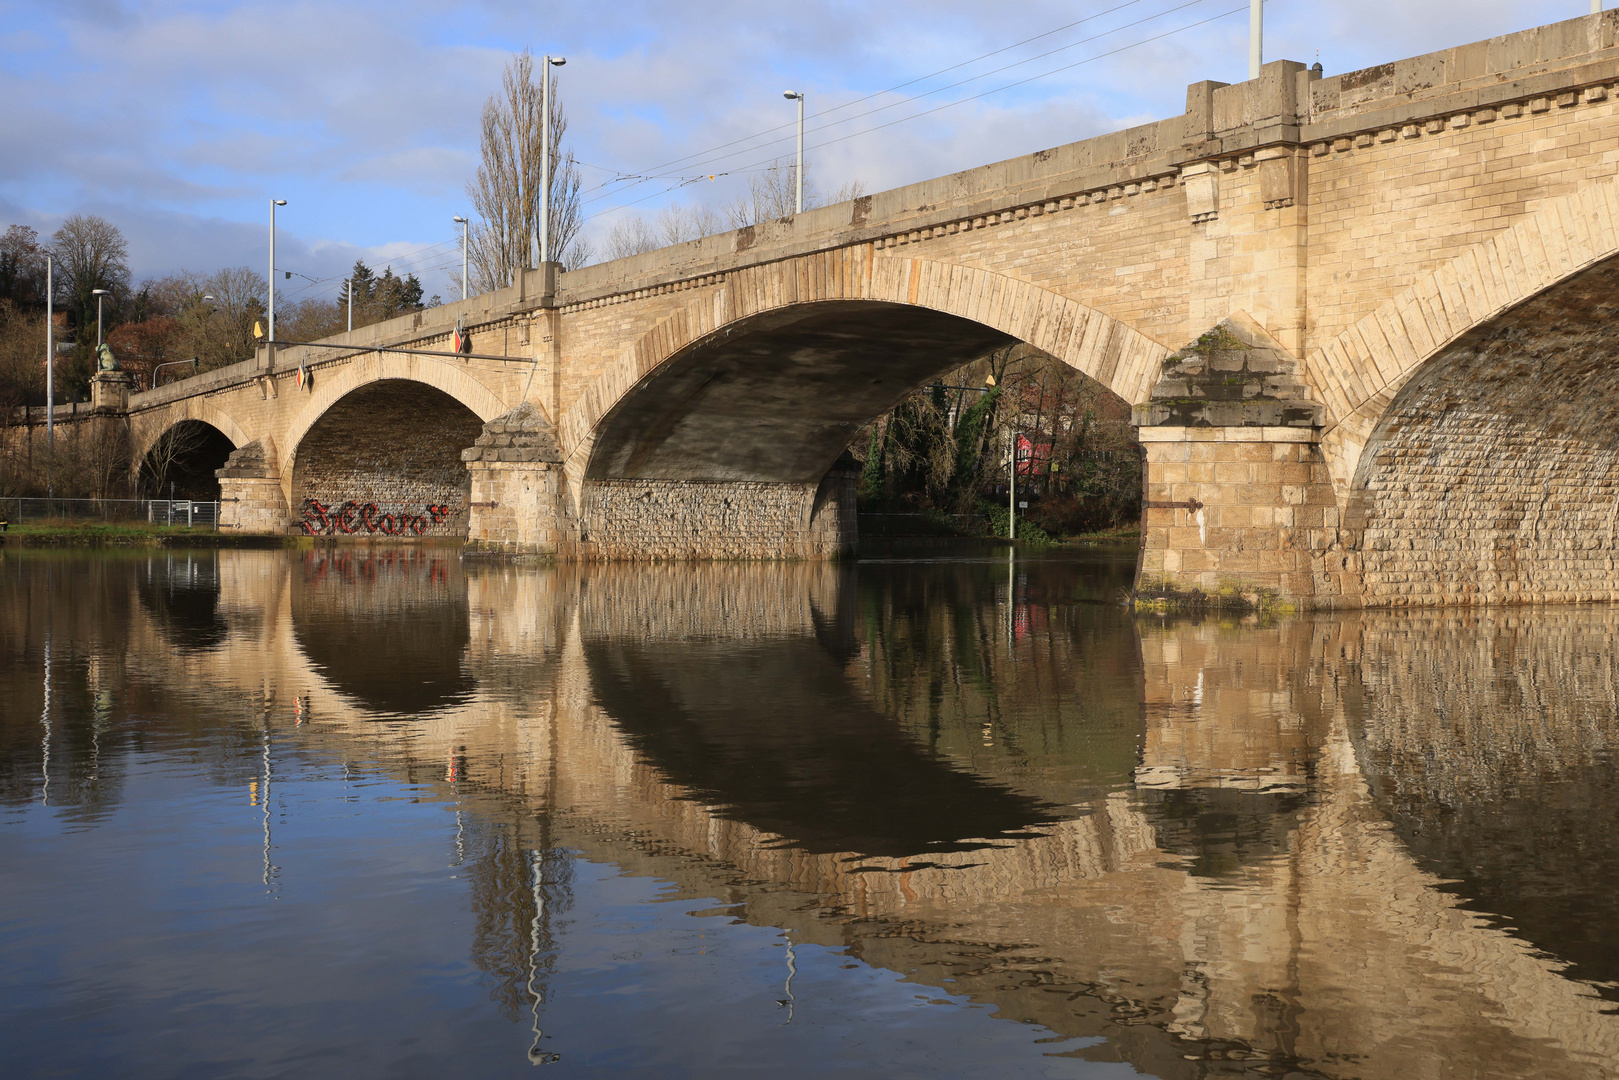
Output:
[7, 549, 1619, 1079]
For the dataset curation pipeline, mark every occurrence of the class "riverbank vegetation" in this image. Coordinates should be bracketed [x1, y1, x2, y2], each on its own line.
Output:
[0, 219, 432, 411]
[851, 344, 1142, 542]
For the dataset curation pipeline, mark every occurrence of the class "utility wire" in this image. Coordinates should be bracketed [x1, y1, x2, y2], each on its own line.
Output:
[580, 0, 1159, 195]
[586, 2, 1245, 224]
[581, 0, 1217, 209]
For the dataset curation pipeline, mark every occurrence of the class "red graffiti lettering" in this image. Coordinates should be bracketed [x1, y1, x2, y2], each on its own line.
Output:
[297, 499, 458, 536]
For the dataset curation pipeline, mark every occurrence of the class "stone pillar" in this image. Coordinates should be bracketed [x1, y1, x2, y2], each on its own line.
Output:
[1133, 317, 1341, 611]
[463, 403, 568, 555]
[215, 438, 290, 533]
[90, 371, 132, 413]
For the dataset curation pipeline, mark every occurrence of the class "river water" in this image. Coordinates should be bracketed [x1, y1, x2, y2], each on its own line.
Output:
[2, 545, 1617, 1079]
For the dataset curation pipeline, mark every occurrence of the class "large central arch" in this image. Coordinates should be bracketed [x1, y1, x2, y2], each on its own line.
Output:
[557, 254, 1168, 559]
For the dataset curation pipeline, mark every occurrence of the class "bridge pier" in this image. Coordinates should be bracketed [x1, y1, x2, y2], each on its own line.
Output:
[216, 439, 290, 533]
[1134, 318, 1352, 610]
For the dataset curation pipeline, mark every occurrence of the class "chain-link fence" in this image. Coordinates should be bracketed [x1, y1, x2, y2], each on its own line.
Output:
[0, 498, 221, 530]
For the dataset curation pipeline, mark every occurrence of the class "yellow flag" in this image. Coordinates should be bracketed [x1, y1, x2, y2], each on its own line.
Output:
[253, 320, 265, 340]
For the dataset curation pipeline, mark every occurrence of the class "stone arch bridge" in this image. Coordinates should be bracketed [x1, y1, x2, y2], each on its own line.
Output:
[21, 11, 1619, 608]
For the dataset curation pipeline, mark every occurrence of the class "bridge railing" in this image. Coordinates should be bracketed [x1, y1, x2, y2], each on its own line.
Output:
[0, 498, 221, 531]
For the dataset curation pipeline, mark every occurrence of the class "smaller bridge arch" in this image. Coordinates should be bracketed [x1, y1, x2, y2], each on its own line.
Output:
[1295, 175, 1619, 606]
[276, 356, 510, 539]
[130, 400, 248, 465]
[281, 353, 510, 483]
[130, 402, 248, 500]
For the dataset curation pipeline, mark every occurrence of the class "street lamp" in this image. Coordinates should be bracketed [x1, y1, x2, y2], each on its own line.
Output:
[539, 55, 566, 267]
[45, 253, 53, 497]
[1248, 0, 1263, 79]
[269, 198, 287, 349]
[91, 289, 111, 348]
[783, 91, 804, 215]
[453, 215, 469, 300]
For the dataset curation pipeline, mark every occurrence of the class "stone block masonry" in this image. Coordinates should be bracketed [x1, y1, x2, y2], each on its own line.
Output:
[579, 475, 857, 561]
[291, 381, 484, 538]
[17, 12, 1619, 604]
[464, 403, 569, 555]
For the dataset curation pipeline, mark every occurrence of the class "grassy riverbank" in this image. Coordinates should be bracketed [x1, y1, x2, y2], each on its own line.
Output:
[0, 521, 298, 548]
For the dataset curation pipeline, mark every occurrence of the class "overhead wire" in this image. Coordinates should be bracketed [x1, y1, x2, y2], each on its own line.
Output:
[580, 0, 1223, 211]
[579, 0, 1160, 195]
[584, 1, 1247, 224]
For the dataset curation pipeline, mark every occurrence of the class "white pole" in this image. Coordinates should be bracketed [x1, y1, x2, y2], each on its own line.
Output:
[268, 200, 276, 344]
[1249, 0, 1262, 80]
[45, 254, 53, 499]
[1008, 430, 1016, 541]
[795, 92, 804, 215]
[461, 220, 469, 300]
[1595, 1, 1603, 15]
[540, 55, 552, 267]
[346, 279, 353, 333]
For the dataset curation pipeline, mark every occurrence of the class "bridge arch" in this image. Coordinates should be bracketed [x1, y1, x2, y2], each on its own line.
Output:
[281, 354, 507, 476]
[1313, 175, 1619, 492]
[1312, 176, 1619, 605]
[131, 400, 248, 465]
[284, 358, 506, 538]
[558, 254, 1169, 477]
[131, 403, 248, 500]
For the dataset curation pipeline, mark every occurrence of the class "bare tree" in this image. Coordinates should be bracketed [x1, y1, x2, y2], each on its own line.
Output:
[466, 51, 587, 291]
[0, 225, 49, 306]
[136, 417, 209, 496]
[723, 161, 866, 229]
[51, 215, 131, 325]
[198, 266, 265, 369]
[601, 203, 726, 261]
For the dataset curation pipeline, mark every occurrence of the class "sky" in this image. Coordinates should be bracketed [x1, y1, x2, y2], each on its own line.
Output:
[0, 0, 1587, 307]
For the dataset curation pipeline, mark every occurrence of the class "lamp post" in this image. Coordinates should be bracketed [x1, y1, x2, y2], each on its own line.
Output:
[539, 55, 566, 267]
[1008, 429, 1017, 541]
[45, 254, 53, 498]
[453, 215, 469, 300]
[345, 279, 354, 333]
[1248, 0, 1262, 79]
[268, 198, 287, 348]
[91, 289, 110, 348]
[783, 91, 805, 214]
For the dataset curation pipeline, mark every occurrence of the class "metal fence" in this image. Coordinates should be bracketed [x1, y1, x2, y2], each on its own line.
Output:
[1, 498, 221, 530]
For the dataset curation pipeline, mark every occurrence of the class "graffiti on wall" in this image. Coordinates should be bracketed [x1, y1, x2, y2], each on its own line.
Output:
[299, 499, 454, 536]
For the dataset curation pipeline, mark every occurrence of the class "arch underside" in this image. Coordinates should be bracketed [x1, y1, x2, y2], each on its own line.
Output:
[291, 380, 485, 538]
[1352, 254, 1619, 605]
[139, 418, 235, 500]
[586, 300, 1015, 484]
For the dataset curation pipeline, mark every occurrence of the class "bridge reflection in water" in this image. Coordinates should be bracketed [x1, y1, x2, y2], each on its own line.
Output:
[4, 548, 1619, 1078]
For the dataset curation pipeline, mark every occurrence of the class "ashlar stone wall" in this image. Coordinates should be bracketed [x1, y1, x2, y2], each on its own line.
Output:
[290, 381, 483, 538]
[579, 474, 857, 560]
[1348, 257, 1619, 605]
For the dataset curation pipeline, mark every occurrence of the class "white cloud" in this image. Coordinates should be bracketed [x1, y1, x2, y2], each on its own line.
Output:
[0, 0, 1572, 281]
